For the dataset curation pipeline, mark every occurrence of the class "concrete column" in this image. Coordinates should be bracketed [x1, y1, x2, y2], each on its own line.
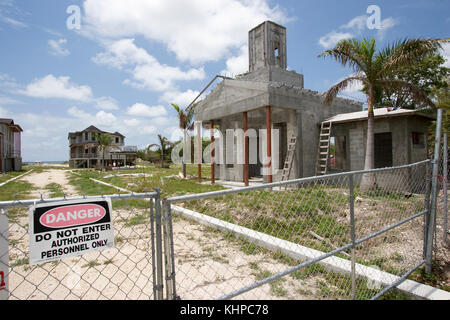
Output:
[197, 122, 202, 182]
[266, 106, 272, 183]
[210, 120, 215, 185]
[244, 112, 249, 186]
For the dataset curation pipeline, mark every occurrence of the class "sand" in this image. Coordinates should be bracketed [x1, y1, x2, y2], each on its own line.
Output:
[7, 169, 312, 300]
[19, 169, 78, 199]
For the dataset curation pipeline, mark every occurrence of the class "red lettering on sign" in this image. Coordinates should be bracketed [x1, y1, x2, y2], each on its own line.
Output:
[39, 204, 106, 228]
[0, 271, 5, 290]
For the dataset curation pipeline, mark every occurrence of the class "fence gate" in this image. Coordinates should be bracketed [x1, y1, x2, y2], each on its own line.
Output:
[0, 191, 168, 300]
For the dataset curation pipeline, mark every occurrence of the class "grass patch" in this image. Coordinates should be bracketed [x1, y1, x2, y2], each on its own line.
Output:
[0, 170, 29, 184]
[254, 270, 288, 297]
[68, 171, 118, 196]
[0, 180, 36, 201]
[45, 182, 65, 198]
[11, 257, 29, 267]
[82, 260, 101, 268]
[7, 207, 27, 223]
[121, 213, 148, 227]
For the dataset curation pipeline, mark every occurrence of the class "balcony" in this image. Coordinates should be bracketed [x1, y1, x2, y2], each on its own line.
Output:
[6, 151, 21, 158]
[70, 153, 98, 159]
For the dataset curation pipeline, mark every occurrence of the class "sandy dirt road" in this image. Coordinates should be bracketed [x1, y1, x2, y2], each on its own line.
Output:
[19, 169, 78, 199]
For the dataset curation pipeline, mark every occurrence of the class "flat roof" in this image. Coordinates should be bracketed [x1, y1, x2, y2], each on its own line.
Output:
[324, 108, 435, 124]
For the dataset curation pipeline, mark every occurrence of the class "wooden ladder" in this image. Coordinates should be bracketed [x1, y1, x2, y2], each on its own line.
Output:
[316, 121, 332, 175]
[281, 135, 297, 182]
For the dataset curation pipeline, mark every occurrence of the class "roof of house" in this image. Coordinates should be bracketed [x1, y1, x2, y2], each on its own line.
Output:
[68, 125, 125, 138]
[324, 108, 435, 124]
[0, 118, 23, 132]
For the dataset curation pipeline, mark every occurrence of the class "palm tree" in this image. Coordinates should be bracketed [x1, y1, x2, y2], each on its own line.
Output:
[148, 134, 173, 168]
[171, 103, 194, 178]
[93, 132, 114, 170]
[318, 37, 447, 189]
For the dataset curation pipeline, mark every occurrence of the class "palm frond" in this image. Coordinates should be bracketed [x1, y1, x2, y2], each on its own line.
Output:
[381, 37, 450, 75]
[171, 103, 181, 113]
[376, 79, 436, 109]
[318, 39, 369, 74]
[323, 76, 365, 106]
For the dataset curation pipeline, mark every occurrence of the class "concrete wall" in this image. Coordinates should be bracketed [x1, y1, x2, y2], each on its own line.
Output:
[330, 115, 431, 192]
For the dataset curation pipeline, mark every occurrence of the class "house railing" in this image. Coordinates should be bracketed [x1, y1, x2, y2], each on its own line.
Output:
[70, 153, 98, 159]
[5, 151, 21, 158]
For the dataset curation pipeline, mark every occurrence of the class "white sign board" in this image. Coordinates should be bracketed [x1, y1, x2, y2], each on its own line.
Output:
[0, 210, 9, 300]
[29, 198, 115, 265]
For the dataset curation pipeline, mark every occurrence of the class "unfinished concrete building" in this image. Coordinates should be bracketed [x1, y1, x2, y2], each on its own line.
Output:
[68, 126, 137, 169]
[326, 108, 433, 173]
[0, 118, 22, 172]
[194, 21, 362, 184]
[194, 21, 433, 187]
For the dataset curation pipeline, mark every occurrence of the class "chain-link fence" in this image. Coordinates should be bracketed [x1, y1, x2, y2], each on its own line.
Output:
[163, 160, 432, 300]
[434, 131, 449, 277]
[0, 160, 444, 300]
[0, 192, 162, 300]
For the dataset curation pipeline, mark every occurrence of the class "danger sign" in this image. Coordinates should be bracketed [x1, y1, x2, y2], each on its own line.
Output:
[29, 198, 115, 265]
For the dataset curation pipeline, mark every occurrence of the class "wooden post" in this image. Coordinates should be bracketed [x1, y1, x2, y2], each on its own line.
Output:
[266, 106, 272, 183]
[243, 112, 249, 186]
[210, 120, 215, 185]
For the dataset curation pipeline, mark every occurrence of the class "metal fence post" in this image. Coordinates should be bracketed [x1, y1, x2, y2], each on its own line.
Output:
[149, 197, 157, 300]
[425, 108, 443, 273]
[162, 200, 178, 300]
[0, 208, 9, 300]
[153, 188, 164, 300]
[349, 174, 356, 300]
[443, 133, 448, 246]
[423, 161, 432, 259]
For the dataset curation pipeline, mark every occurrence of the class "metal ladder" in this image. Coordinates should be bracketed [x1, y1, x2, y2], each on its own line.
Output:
[281, 135, 297, 181]
[316, 121, 332, 175]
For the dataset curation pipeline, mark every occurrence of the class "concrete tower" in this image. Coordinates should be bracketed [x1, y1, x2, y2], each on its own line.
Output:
[248, 21, 287, 72]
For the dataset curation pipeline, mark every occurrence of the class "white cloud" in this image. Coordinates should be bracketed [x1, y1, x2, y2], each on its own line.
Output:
[221, 45, 249, 77]
[319, 14, 399, 48]
[0, 73, 19, 90]
[94, 96, 120, 110]
[341, 15, 367, 33]
[68, 106, 118, 125]
[67, 106, 90, 119]
[127, 103, 167, 117]
[82, 0, 290, 64]
[13, 105, 179, 161]
[377, 17, 399, 40]
[93, 38, 205, 92]
[19, 75, 93, 101]
[0, 106, 10, 117]
[159, 89, 200, 107]
[442, 43, 450, 67]
[319, 31, 354, 49]
[95, 110, 117, 125]
[0, 95, 20, 105]
[1, 15, 27, 28]
[48, 38, 70, 56]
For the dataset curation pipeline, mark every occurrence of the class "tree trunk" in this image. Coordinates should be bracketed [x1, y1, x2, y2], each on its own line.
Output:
[360, 91, 377, 190]
[102, 149, 105, 170]
[182, 129, 187, 178]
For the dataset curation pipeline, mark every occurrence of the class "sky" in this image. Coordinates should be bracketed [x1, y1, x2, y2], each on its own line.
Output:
[0, 0, 449, 162]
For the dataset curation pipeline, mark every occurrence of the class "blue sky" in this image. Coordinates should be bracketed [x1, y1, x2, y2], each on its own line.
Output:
[0, 0, 449, 162]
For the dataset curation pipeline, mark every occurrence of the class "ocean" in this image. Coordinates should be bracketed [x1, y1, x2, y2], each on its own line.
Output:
[23, 161, 67, 165]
